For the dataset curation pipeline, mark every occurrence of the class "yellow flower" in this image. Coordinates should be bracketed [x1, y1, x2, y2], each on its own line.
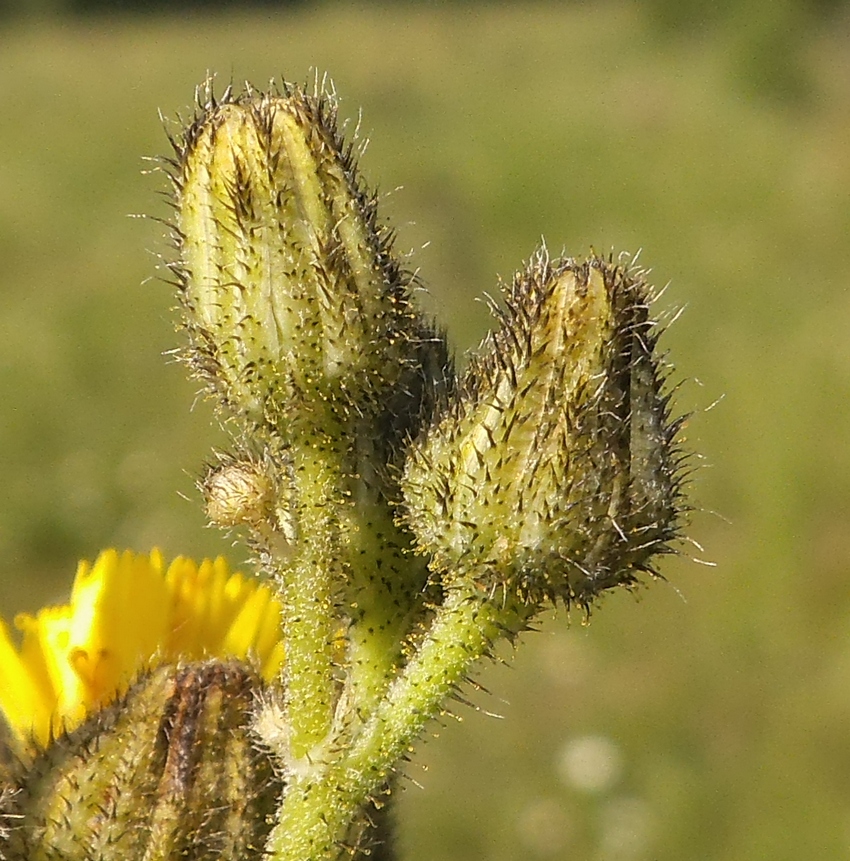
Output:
[0, 549, 284, 750]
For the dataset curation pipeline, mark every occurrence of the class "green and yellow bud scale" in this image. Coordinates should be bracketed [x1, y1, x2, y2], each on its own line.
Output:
[402, 250, 684, 609]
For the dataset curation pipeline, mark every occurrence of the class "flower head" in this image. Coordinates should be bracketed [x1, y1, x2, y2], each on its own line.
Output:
[401, 251, 685, 609]
[172, 83, 446, 439]
[0, 548, 284, 750]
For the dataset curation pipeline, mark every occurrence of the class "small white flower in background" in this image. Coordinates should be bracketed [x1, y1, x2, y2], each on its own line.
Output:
[556, 734, 623, 793]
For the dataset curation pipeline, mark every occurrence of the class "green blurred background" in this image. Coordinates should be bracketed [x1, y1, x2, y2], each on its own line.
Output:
[1, 2, 849, 858]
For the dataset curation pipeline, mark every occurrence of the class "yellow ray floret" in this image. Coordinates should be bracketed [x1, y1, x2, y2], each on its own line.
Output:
[0, 549, 284, 749]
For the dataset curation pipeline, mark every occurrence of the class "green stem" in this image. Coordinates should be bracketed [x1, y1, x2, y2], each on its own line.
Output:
[273, 433, 345, 759]
[343, 501, 429, 717]
[339, 429, 431, 720]
[264, 583, 529, 861]
[268, 416, 428, 757]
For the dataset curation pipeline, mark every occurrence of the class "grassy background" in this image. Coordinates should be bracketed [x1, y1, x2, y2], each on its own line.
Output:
[1, 3, 850, 859]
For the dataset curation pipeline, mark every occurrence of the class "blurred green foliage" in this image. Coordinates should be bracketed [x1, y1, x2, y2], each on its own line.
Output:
[0, 3, 849, 860]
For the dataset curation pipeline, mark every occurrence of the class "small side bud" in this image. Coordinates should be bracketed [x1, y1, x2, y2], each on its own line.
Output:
[401, 251, 685, 609]
[202, 457, 275, 528]
[2, 660, 282, 860]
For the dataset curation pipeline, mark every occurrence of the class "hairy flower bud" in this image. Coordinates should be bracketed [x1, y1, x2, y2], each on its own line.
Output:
[202, 457, 276, 528]
[171, 82, 437, 433]
[1, 660, 282, 860]
[401, 251, 685, 608]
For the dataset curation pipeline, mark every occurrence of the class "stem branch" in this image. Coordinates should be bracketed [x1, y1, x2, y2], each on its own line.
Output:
[264, 582, 528, 861]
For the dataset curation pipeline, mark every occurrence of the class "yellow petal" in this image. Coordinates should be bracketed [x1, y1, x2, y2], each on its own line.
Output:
[0, 616, 54, 746]
[66, 550, 171, 708]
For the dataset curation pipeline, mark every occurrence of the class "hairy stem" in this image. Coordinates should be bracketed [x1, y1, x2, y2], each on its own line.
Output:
[273, 431, 346, 759]
[264, 583, 528, 861]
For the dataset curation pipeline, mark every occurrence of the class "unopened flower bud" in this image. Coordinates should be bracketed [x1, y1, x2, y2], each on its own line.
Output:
[401, 251, 684, 608]
[1, 660, 282, 860]
[203, 458, 275, 528]
[172, 84, 432, 432]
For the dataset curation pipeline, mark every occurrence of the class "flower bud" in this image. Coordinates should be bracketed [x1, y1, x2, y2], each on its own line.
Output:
[202, 457, 276, 528]
[1, 660, 282, 860]
[172, 84, 433, 432]
[401, 252, 685, 609]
